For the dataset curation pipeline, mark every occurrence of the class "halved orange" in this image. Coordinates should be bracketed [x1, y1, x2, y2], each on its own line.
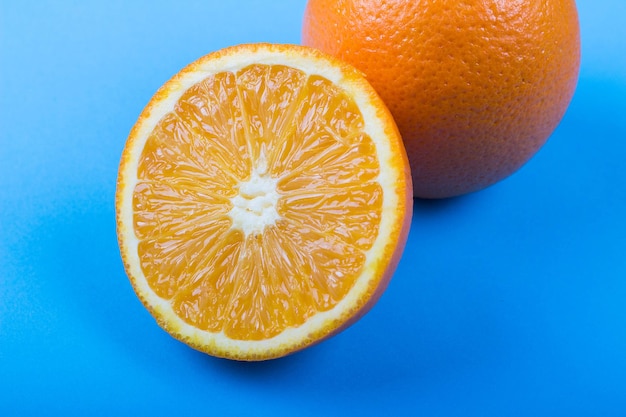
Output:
[116, 43, 412, 361]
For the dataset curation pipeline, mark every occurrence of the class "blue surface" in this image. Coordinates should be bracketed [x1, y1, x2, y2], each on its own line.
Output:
[1, 1, 625, 415]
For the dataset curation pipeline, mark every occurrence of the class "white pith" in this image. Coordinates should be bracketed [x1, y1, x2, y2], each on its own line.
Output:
[228, 148, 280, 237]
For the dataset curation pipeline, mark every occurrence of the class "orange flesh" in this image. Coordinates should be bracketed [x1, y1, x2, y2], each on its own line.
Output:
[132, 64, 382, 340]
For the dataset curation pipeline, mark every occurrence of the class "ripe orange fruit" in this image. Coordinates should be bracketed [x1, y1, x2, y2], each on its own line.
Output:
[116, 43, 412, 361]
[302, 0, 581, 198]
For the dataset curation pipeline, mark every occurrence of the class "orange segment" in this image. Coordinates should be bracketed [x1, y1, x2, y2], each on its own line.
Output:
[116, 43, 412, 360]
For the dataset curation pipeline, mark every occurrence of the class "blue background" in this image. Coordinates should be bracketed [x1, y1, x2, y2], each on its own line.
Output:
[1, 1, 625, 415]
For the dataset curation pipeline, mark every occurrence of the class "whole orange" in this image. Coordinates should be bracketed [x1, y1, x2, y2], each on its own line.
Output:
[302, 0, 581, 198]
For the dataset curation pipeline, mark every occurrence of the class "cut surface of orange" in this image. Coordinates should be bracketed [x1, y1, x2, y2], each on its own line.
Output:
[116, 44, 412, 360]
